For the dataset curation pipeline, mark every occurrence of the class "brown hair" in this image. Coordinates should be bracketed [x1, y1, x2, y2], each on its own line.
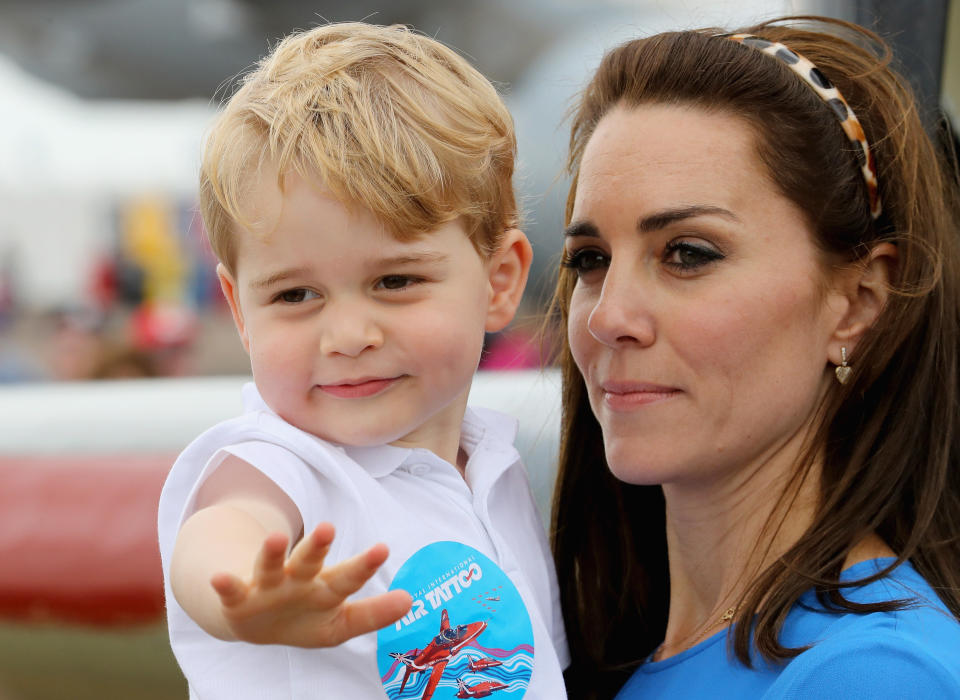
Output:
[550, 16, 960, 699]
[199, 22, 518, 273]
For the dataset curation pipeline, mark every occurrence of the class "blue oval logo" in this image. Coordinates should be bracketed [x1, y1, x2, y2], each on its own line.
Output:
[377, 541, 533, 699]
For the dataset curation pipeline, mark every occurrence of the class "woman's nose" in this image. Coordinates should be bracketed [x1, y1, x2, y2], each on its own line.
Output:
[586, 269, 656, 348]
[319, 302, 384, 357]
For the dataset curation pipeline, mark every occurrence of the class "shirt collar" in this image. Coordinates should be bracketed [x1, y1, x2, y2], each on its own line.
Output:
[341, 442, 414, 478]
[241, 382, 519, 479]
[241, 381, 269, 412]
[242, 382, 412, 478]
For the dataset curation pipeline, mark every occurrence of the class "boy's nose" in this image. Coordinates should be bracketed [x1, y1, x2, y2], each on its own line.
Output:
[319, 305, 384, 357]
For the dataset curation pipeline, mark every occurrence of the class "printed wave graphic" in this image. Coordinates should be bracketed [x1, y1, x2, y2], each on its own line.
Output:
[381, 645, 533, 698]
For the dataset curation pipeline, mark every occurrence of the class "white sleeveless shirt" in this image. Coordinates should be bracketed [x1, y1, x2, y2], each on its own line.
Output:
[158, 383, 568, 699]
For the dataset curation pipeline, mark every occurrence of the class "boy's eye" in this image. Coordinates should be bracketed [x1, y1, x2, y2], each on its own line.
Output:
[662, 240, 724, 271]
[275, 288, 319, 303]
[377, 275, 422, 291]
[561, 248, 609, 277]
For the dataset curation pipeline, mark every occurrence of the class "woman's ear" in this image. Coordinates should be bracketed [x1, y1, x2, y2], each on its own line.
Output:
[485, 229, 534, 333]
[827, 242, 897, 363]
[217, 263, 251, 354]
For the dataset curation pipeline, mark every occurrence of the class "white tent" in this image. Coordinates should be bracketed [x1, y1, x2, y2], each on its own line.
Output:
[0, 54, 213, 197]
[0, 55, 214, 309]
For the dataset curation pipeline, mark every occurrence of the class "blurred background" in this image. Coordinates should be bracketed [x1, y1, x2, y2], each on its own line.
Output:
[0, 0, 954, 384]
[0, 0, 956, 697]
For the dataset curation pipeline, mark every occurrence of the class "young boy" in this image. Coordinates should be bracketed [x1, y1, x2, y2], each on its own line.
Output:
[157, 22, 568, 700]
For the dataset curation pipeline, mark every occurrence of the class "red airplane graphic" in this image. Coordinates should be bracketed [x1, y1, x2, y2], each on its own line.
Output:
[455, 678, 509, 698]
[467, 657, 503, 672]
[389, 609, 487, 700]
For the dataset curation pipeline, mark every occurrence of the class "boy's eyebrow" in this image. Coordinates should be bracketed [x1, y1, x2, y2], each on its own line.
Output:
[251, 268, 311, 290]
[563, 205, 739, 239]
[377, 252, 450, 266]
[249, 253, 451, 290]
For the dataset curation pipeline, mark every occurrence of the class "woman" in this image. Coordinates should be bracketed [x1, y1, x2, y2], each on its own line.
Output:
[550, 16, 960, 699]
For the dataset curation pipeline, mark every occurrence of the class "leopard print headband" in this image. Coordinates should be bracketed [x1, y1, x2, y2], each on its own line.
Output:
[727, 34, 882, 220]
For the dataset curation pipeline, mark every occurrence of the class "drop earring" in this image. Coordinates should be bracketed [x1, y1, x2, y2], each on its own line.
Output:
[835, 347, 852, 385]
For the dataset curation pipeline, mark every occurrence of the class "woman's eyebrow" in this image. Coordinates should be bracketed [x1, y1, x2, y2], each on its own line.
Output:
[564, 206, 738, 240]
[637, 205, 739, 232]
[563, 221, 601, 238]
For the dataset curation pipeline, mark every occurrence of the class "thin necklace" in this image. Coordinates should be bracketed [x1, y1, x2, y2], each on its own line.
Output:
[654, 606, 737, 661]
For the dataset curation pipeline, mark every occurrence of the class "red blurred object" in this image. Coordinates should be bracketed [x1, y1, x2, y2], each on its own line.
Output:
[90, 255, 119, 310]
[0, 455, 172, 626]
[131, 304, 197, 351]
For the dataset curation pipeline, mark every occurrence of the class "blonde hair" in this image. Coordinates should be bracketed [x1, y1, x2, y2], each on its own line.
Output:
[200, 22, 518, 272]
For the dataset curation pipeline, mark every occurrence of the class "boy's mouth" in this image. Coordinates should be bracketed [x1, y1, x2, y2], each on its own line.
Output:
[317, 376, 401, 399]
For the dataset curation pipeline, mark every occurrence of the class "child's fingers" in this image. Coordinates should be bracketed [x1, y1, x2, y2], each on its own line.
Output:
[252, 532, 289, 588]
[321, 542, 390, 599]
[338, 589, 413, 641]
[286, 523, 335, 581]
[211, 572, 248, 608]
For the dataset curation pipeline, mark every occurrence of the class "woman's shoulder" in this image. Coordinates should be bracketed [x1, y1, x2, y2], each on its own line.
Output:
[769, 559, 960, 698]
[769, 627, 960, 698]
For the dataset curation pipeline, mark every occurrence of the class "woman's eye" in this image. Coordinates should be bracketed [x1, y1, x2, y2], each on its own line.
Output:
[561, 248, 609, 277]
[662, 240, 724, 271]
[377, 275, 422, 291]
[275, 288, 319, 304]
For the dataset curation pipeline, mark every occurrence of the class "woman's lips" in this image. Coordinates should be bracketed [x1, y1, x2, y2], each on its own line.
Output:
[600, 381, 681, 411]
[317, 377, 400, 399]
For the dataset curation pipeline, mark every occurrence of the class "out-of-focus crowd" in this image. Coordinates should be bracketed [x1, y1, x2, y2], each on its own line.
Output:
[0, 194, 542, 384]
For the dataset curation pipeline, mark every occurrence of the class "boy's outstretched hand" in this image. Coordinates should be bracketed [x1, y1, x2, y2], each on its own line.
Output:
[209, 522, 412, 647]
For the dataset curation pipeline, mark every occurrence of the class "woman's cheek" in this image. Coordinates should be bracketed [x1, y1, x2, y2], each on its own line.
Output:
[567, 293, 595, 375]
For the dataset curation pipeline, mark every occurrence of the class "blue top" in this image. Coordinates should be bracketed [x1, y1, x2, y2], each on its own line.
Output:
[615, 558, 960, 698]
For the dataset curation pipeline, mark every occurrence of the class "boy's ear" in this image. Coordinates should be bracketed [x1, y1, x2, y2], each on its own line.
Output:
[217, 263, 251, 354]
[485, 229, 533, 333]
[827, 242, 897, 364]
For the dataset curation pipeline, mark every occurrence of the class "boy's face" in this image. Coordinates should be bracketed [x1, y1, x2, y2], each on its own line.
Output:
[218, 172, 527, 454]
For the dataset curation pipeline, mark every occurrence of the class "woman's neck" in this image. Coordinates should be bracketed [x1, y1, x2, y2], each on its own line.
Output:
[655, 436, 820, 660]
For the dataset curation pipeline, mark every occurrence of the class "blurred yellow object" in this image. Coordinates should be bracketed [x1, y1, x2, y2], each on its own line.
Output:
[122, 196, 187, 305]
